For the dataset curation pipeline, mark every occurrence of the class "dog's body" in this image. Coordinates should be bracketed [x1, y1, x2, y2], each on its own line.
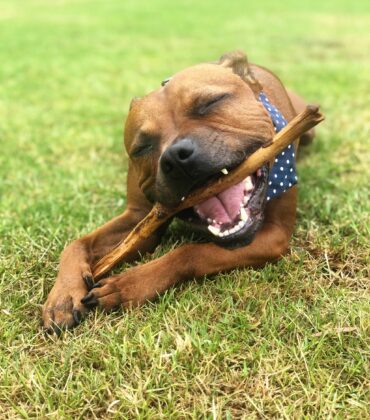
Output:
[43, 51, 315, 331]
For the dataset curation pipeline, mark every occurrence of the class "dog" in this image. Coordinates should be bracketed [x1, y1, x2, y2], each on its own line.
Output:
[42, 51, 315, 332]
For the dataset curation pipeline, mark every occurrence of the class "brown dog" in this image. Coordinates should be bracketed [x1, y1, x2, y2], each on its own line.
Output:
[42, 51, 315, 332]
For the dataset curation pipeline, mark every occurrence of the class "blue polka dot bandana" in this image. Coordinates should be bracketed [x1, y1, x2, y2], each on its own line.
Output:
[259, 92, 298, 201]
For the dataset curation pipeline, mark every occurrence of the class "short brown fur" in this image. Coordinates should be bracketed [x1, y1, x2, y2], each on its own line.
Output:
[42, 51, 316, 331]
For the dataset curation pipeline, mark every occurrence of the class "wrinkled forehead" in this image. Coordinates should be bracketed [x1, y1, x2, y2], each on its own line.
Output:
[129, 63, 252, 118]
[124, 63, 259, 145]
[163, 63, 246, 95]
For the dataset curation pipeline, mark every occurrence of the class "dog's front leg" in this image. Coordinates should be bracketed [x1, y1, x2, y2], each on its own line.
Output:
[81, 220, 292, 311]
[42, 208, 163, 332]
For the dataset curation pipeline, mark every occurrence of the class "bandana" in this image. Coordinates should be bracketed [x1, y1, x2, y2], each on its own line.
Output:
[259, 92, 298, 201]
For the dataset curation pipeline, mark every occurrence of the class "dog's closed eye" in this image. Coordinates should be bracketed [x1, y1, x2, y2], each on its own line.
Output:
[193, 93, 231, 116]
[131, 132, 159, 158]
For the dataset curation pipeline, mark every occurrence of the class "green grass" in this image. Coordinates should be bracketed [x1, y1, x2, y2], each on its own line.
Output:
[1, 0, 369, 417]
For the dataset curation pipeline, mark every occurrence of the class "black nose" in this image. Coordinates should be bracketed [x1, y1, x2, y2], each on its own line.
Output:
[160, 138, 198, 178]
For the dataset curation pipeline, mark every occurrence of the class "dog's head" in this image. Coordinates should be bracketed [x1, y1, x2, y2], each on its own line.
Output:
[124, 51, 275, 248]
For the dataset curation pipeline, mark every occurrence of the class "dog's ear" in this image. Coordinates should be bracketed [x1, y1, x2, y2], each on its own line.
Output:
[129, 97, 141, 111]
[218, 50, 262, 95]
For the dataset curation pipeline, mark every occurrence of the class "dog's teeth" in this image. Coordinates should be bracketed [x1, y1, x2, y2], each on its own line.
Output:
[207, 218, 212, 224]
[245, 176, 254, 192]
[208, 225, 221, 236]
[221, 168, 228, 175]
[240, 207, 248, 222]
[243, 194, 250, 204]
[238, 220, 245, 228]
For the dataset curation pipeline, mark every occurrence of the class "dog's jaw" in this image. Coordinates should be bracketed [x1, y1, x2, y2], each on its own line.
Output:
[178, 165, 269, 248]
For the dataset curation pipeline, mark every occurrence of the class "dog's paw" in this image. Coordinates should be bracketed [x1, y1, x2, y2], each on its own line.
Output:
[81, 268, 158, 311]
[42, 272, 93, 334]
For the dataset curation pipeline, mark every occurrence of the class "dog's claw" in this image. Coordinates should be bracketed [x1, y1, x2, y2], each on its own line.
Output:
[72, 309, 82, 324]
[44, 327, 54, 336]
[83, 274, 94, 290]
[92, 281, 102, 289]
[81, 292, 98, 308]
[44, 324, 62, 337]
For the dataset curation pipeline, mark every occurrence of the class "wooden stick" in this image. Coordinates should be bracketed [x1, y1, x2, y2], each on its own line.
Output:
[92, 105, 324, 278]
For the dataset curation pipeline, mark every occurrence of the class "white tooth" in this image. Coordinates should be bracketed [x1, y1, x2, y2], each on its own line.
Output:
[240, 207, 248, 222]
[223, 229, 230, 236]
[238, 220, 245, 228]
[221, 168, 228, 175]
[230, 226, 237, 234]
[245, 176, 254, 192]
[208, 225, 221, 236]
[219, 231, 224, 237]
[243, 195, 250, 204]
[207, 218, 212, 224]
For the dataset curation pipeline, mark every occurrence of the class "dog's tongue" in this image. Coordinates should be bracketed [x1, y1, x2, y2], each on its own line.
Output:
[194, 180, 245, 224]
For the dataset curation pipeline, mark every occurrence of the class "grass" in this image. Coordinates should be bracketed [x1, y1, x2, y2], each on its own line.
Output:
[0, 0, 369, 417]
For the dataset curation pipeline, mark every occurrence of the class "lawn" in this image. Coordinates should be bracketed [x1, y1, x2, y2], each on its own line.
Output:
[0, 0, 369, 417]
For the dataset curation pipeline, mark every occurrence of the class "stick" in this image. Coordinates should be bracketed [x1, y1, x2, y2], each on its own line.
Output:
[92, 105, 324, 278]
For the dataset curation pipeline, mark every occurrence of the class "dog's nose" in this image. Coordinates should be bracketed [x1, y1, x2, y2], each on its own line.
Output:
[160, 138, 198, 178]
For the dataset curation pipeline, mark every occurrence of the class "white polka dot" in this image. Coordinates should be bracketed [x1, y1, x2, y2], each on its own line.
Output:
[295, 176, 298, 180]
[283, 189, 286, 192]
[274, 174, 277, 178]
[268, 181, 272, 185]
[288, 145, 291, 149]
[289, 183, 292, 187]
[286, 159, 290, 164]
[273, 189, 276, 194]
[292, 153, 295, 157]
[290, 168, 293, 172]
[280, 182, 283, 186]
[275, 158, 278, 163]
[280, 167, 284, 171]
[282, 152, 285, 156]
[285, 175, 288, 179]
[267, 106, 271, 111]
[267, 196, 270, 201]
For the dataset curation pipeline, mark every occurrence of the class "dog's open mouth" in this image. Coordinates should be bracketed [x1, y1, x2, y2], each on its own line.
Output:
[179, 165, 269, 248]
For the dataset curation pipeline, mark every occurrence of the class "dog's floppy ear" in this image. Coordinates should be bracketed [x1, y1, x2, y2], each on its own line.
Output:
[218, 50, 262, 95]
